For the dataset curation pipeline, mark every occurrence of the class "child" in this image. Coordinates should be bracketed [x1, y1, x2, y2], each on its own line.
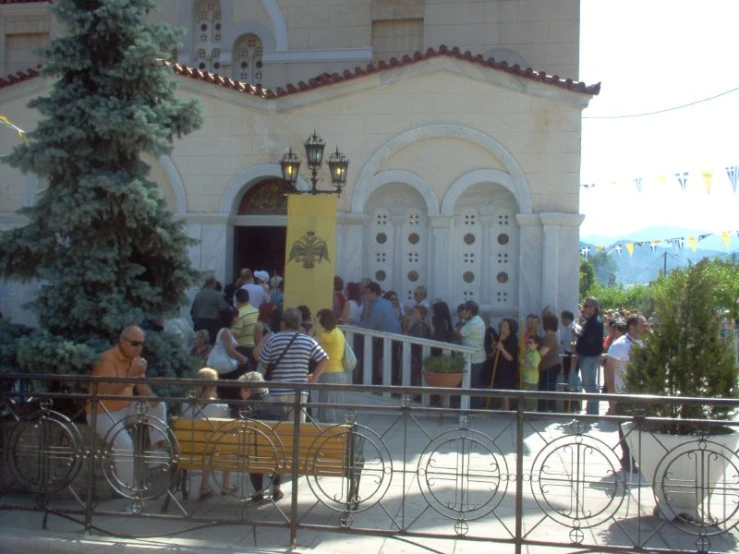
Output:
[181, 368, 233, 500]
[522, 335, 542, 412]
[407, 306, 430, 389]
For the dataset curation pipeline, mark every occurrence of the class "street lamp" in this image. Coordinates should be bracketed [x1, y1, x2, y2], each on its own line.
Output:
[280, 130, 349, 195]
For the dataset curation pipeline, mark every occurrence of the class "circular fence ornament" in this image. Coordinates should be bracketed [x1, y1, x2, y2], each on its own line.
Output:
[7, 408, 84, 495]
[529, 433, 626, 532]
[100, 403, 178, 500]
[417, 428, 508, 521]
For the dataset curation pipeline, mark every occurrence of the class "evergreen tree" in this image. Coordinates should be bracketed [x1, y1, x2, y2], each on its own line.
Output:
[0, 0, 203, 385]
[624, 259, 738, 426]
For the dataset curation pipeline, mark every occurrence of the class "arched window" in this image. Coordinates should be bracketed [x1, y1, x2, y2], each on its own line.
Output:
[193, 0, 222, 72]
[233, 33, 263, 85]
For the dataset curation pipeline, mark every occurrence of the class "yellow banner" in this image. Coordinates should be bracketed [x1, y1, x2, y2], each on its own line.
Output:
[283, 195, 337, 322]
[625, 243, 634, 257]
[687, 236, 698, 252]
[721, 230, 730, 249]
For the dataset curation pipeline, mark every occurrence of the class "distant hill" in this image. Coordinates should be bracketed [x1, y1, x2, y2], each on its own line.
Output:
[581, 226, 738, 285]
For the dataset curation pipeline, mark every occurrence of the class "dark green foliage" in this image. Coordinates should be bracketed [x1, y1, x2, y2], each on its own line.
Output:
[624, 259, 738, 423]
[0, 0, 203, 384]
[579, 258, 595, 298]
[0, 321, 35, 373]
[588, 281, 653, 314]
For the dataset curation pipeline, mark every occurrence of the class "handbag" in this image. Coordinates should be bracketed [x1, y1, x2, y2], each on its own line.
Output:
[342, 339, 357, 372]
[206, 329, 239, 374]
[264, 333, 299, 381]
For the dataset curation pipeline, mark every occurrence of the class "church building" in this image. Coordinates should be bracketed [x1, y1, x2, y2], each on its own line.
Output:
[0, 0, 598, 325]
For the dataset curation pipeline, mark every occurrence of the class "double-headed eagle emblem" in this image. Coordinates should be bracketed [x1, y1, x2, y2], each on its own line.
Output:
[288, 231, 330, 269]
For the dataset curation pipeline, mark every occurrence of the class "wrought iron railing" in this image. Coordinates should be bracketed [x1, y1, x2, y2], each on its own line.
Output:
[1, 372, 738, 554]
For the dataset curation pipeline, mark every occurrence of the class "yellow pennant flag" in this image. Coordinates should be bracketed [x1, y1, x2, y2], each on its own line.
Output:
[721, 230, 730, 249]
[625, 243, 634, 257]
[283, 195, 338, 320]
[687, 236, 698, 252]
[0, 114, 29, 146]
[595, 245, 604, 251]
[656, 175, 667, 184]
[702, 170, 713, 194]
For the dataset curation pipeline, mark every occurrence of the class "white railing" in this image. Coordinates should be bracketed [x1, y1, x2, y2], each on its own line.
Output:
[338, 325, 477, 410]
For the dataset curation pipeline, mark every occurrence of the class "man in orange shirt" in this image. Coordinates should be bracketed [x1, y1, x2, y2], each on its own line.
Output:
[87, 325, 168, 490]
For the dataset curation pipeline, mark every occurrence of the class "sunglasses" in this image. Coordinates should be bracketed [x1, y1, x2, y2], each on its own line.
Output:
[125, 338, 144, 347]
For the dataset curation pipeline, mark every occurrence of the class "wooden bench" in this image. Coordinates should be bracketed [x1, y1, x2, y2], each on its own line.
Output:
[164, 417, 364, 511]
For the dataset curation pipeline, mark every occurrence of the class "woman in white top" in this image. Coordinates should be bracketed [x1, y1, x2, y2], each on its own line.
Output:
[210, 307, 249, 406]
[180, 368, 232, 499]
[340, 281, 364, 325]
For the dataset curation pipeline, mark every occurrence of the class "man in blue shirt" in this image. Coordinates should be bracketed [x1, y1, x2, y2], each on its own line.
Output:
[359, 282, 402, 384]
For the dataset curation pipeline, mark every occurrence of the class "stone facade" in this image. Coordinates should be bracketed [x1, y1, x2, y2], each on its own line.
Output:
[0, 0, 595, 326]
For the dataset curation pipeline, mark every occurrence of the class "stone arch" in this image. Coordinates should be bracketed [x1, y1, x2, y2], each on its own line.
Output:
[352, 124, 531, 214]
[441, 169, 519, 216]
[226, 20, 276, 53]
[257, 0, 287, 51]
[361, 170, 439, 215]
[220, 163, 308, 214]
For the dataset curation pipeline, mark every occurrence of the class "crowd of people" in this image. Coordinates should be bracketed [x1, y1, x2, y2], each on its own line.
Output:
[86, 272, 654, 503]
[187, 270, 654, 428]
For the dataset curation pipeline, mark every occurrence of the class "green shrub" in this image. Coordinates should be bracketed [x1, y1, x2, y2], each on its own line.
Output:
[422, 354, 466, 374]
[623, 259, 739, 427]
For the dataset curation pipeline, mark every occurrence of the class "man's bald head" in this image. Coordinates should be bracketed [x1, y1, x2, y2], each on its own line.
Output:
[119, 326, 145, 359]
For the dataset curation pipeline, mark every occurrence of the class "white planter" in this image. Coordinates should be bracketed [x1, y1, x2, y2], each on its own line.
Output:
[622, 421, 739, 522]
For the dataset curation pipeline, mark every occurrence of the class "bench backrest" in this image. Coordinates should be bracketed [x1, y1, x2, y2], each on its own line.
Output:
[172, 417, 355, 477]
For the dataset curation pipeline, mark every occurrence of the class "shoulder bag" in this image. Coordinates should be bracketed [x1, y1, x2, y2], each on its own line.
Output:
[206, 329, 239, 373]
[342, 337, 357, 372]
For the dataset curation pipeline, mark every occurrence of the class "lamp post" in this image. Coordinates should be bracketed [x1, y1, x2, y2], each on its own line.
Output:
[280, 130, 349, 195]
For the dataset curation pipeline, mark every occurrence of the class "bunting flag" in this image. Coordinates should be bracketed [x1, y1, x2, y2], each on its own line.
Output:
[702, 170, 713, 194]
[721, 231, 731, 249]
[580, 246, 590, 259]
[581, 228, 739, 257]
[727, 166, 739, 193]
[656, 175, 667, 184]
[283, 194, 338, 319]
[613, 244, 622, 257]
[625, 243, 634, 257]
[649, 240, 660, 254]
[0, 114, 29, 146]
[676, 237, 685, 251]
[633, 177, 643, 193]
[595, 245, 604, 252]
[676, 172, 689, 190]
[687, 236, 698, 252]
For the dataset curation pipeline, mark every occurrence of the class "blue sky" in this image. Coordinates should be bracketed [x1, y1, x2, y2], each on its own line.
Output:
[578, 0, 739, 240]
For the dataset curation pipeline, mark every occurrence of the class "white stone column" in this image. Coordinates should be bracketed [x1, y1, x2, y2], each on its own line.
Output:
[337, 212, 367, 284]
[479, 215, 495, 310]
[539, 212, 586, 315]
[391, 215, 405, 290]
[428, 215, 453, 301]
[515, 214, 542, 319]
[181, 213, 229, 284]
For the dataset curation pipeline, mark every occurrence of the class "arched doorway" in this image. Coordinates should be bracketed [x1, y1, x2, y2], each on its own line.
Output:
[234, 178, 292, 279]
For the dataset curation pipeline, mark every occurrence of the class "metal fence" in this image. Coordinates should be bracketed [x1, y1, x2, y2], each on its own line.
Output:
[1, 372, 739, 554]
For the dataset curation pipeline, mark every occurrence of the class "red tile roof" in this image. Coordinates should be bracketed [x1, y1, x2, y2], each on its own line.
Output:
[1, 46, 600, 99]
[0, 66, 41, 88]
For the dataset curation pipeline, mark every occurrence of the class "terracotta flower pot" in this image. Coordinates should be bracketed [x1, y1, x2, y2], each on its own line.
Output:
[423, 371, 463, 388]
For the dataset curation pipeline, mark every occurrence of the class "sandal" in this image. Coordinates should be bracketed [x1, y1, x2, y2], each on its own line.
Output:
[199, 488, 213, 501]
[221, 484, 238, 496]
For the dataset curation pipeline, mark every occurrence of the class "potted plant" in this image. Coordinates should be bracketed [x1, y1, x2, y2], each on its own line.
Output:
[621, 259, 739, 522]
[422, 354, 466, 388]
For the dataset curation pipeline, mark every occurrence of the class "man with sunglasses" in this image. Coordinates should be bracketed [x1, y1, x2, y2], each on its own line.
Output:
[87, 326, 168, 492]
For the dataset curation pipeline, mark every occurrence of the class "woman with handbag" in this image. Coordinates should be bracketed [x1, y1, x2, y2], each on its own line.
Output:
[207, 307, 250, 409]
[314, 309, 349, 423]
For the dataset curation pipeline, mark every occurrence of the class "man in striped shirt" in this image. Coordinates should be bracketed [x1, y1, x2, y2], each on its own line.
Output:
[258, 308, 328, 422]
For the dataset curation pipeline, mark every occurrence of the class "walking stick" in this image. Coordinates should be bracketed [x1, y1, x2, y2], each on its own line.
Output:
[484, 348, 501, 409]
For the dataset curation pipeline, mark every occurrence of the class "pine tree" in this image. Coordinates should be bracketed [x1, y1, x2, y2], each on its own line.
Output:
[0, 0, 204, 385]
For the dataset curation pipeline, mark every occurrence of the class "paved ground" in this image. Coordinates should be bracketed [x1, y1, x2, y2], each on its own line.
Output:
[2, 392, 738, 554]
